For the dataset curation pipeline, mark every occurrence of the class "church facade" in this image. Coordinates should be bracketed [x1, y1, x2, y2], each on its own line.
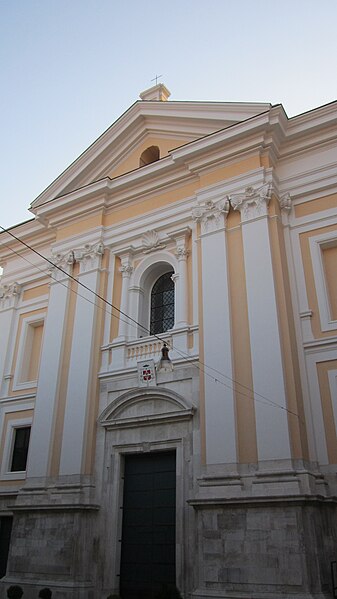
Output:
[0, 84, 337, 599]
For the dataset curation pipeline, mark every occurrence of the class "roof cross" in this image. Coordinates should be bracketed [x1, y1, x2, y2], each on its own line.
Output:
[151, 74, 162, 86]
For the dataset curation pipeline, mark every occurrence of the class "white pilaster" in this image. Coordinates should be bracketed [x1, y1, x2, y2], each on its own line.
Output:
[231, 184, 291, 461]
[116, 249, 134, 340]
[101, 249, 115, 371]
[193, 197, 237, 465]
[170, 228, 191, 328]
[27, 253, 74, 478]
[0, 283, 21, 397]
[59, 243, 104, 476]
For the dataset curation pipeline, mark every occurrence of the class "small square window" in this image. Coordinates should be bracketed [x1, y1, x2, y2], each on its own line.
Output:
[10, 427, 31, 472]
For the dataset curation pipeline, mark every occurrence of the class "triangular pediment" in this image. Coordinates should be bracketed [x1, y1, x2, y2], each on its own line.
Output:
[30, 97, 270, 212]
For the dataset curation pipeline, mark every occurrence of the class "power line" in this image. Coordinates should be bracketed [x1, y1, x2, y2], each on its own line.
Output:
[0, 224, 301, 421]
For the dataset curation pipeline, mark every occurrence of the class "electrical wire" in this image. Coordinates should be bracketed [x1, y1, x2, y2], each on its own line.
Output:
[0, 224, 301, 421]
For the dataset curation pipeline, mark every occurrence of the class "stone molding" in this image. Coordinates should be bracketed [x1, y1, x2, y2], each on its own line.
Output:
[99, 387, 195, 430]
[230, 183, 271, 222]
[192, 198, 230, 233]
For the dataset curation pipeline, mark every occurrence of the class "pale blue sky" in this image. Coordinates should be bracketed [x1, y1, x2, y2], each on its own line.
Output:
[1, 0, 337, 228]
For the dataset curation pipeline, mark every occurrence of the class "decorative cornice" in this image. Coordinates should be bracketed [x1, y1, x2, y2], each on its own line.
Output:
[192, 198, 230, 234]
[141, 230, 166, 254]
[230, 183, 271, 222]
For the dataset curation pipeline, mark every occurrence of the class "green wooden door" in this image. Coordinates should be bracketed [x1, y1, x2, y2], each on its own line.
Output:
[120, 452, 176, 599]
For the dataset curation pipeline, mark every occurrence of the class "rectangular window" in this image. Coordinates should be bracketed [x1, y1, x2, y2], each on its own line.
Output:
[10, 427, 31, 472]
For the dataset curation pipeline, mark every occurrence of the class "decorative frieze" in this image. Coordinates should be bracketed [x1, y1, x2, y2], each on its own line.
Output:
[230, 183, 272, 222]
[192, 198, 230, 234]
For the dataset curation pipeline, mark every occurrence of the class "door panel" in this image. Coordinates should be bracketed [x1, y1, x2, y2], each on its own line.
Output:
[120, 452, 176, 599]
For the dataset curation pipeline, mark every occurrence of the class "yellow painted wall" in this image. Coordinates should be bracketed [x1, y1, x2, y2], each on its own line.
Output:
[27, 323, 44, 381]
[317, 360, 337, 463]
[49, 263, 79, 477]
[23, 284, 49, 301]
[53, 155, 265, 244]
[56, 213, 104, 242]
[227, 209, 257, 463]
[108, 136, 191, 179]
[295, 193, 337, 218]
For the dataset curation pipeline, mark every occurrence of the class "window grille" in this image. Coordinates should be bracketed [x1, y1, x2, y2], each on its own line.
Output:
[150, 271, 174, 334]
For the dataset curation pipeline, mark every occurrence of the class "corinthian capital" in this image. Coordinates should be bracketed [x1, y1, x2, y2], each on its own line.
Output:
[73, 242, 105, 274]
[73, 242, 104, 263]
[192, 198, 230, 234]
[230, 183, 272, 222]
[279, 192, 292, 212]
[119, 264, 133, 278]
[0, 282, 22, 309]
[49, 250, 75, 281]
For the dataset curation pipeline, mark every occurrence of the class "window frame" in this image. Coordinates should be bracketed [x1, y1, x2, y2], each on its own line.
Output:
[1, 416, 32, 480]
[10, 425, 31, 473]
[12, 312, 46, 391]
[309, 231, 337, 332]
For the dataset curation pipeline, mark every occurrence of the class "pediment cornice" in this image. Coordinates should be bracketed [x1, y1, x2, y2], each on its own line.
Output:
[30, 100, 271, 211]
[99, 387, 195, 430]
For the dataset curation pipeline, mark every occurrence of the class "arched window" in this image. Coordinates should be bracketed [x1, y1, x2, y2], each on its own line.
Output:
[139, 146, 160, 167]
[150, 271, 174, 334]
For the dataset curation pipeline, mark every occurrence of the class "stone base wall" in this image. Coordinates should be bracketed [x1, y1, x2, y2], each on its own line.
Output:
[1, 497, 336, 599]
[0, 509, 98, 599]
[191, 499, 337, 599]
